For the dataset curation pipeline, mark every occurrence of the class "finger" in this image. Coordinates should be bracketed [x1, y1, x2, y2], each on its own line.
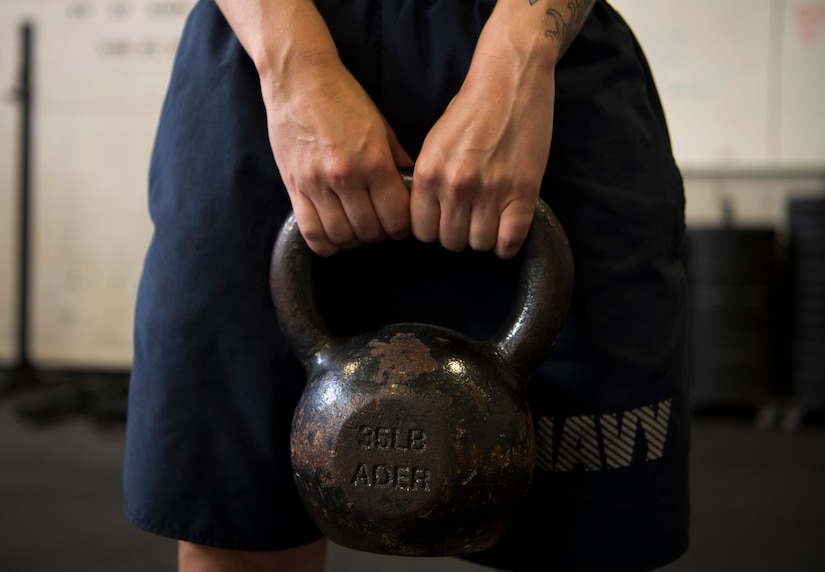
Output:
[336, 185, 386, 243]
[495, 201, 535, 259]
[289, 192, 339, 257]
[368, 167, 411, 240]
[409, 182, 440, 244]
[438, 201, 471, 253]
[468, 205, 500, 252]
[309, 186, 361, 249]
[369, 120, 413, 239]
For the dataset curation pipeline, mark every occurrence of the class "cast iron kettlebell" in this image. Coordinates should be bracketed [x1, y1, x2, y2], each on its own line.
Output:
[269, 174, 574, 557]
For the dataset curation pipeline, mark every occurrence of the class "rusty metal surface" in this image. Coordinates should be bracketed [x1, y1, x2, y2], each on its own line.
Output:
[270, 195, 574, 557]
[290, 326, 534, 556]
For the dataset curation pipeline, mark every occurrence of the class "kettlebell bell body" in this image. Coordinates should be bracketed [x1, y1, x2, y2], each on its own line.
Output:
[290, 324, 534, 556]
[271, 191, 574, 557]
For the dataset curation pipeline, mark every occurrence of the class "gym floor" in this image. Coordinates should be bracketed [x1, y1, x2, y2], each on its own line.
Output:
[1, 377, 824, 572]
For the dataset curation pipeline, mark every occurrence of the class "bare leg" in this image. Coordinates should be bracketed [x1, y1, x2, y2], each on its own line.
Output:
[178, 538, 326, 572]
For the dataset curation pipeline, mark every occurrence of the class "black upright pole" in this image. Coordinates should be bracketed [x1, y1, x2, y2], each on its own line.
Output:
[1, 22, 130, 423]
[2, 22, 38, 395]
[19, 23, 33, 371]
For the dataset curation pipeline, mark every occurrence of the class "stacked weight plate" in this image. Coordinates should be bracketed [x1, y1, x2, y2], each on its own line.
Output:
[685, 228, 779, 408]
[787, 198, 825, 410]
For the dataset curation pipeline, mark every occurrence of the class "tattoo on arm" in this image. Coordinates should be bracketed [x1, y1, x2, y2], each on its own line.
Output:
[529, 0, 596, 56]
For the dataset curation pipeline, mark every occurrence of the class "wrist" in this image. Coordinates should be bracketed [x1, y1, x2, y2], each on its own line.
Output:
[216, 0, 340, 84]
[259, 48, 342, 104]
[481, 0, 564, 73]
[466, 7, 558, 101]
[480, 0, 595, 71]
[255, 11, 339, 84]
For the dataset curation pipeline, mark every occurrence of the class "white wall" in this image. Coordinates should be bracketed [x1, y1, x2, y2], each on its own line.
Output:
[0, 0, 823, 369]
[611, 0, 825, 230]
[611, 0, 825, 168]
[0, 0, 195, 367]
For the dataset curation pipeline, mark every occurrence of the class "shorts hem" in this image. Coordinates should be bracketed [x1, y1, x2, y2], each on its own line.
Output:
[123, 509, 324, 552]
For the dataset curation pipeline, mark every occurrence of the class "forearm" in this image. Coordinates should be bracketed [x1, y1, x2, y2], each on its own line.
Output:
[480, 0, 595, 72]
[535, 0, 596, 61]
[213, 0, 339, 84]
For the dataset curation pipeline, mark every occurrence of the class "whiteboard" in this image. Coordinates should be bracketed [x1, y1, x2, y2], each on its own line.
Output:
[610, 0, 825, 170]
[779, 0, 825, 164]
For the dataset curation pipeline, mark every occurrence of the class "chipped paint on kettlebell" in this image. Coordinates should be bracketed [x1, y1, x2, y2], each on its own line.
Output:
[367, 332, 438, 385]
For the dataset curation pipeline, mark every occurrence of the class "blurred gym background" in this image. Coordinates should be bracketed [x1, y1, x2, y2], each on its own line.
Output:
[1, 1, 824, 570]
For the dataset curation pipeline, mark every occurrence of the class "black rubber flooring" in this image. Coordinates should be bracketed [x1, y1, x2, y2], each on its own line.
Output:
[1, 378, 824, 571]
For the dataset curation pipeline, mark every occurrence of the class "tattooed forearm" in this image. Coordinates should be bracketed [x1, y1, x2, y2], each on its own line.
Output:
[529, 0, 595, 57]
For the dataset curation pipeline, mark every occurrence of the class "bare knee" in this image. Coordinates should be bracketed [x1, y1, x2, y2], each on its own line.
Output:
[178, 538, 326, 572]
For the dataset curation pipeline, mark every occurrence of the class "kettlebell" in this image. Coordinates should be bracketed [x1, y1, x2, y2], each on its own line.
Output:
[269, 173, 574, 557]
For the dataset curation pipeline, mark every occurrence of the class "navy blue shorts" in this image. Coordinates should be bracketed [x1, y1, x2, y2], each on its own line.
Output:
[123, 1, 690, 570]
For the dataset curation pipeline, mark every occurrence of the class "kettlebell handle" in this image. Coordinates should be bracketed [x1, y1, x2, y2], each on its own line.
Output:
[270, 170, 574, 381]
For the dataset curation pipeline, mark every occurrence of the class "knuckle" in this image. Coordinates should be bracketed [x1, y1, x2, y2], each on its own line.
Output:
[440, 228, 468, 252]
[377, 199, 411, 239]
[301, 235, 338, 258]
[442, 172, 471, 201]
[471, 235, 497, 252]
[300, 217, 354, 249]
[412, 230, 436, 244]
[357, 223, 385, 243]
[441, 238, 466, 253]
[327, 225, 355, 245]
[361, 148, 388, 174]
[411, 221, 437, 243]
[498, 232, 522, 251]
[324, 158, 355, 189]
[300, 225, 327, 246]
[445, 168, 483, 202]
[496, 229, 527, 258]
[310, 243, 339, 257]
[381, 217, 408, 238]
[412, 162, 438, 188]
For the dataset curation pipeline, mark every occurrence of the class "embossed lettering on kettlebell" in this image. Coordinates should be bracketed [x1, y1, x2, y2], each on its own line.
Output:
[351, 463, 432, 492]
[357, 426, 427, 450]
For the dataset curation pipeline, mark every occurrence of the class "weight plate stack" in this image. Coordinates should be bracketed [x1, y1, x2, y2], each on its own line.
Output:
[685, 228, 780, 408]
[787, 198, 825, 409]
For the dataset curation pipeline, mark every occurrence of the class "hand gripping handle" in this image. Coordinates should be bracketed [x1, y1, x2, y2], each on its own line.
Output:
[269, 171, 574, 381]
